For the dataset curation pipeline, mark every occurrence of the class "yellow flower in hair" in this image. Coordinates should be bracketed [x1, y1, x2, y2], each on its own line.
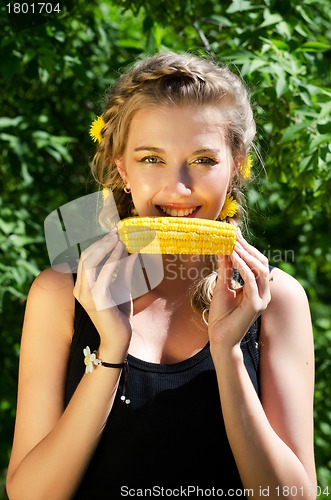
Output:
[240, 154, 252, 180]
[89, 116, 105, 143]
[218, 194, 238, 220]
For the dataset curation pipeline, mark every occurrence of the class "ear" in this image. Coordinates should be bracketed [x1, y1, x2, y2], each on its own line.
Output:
[230, 154, 244, 184]
[115, 157, 130, 189]
[234, 150, 245, 173]
[227, 158, 237, 186]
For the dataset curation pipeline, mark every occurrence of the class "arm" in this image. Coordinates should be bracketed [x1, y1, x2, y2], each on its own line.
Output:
[209, 237, 316, 499]
[6, 233, 137, 500]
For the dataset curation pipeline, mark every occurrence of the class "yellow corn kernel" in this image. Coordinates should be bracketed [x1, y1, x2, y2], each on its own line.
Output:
[117, 217, 236, 255]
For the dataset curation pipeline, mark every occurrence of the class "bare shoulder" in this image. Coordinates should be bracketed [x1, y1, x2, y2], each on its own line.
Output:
[268, 265, 309, 305]
[32, 266, 75, 292]
[28, 267, 75, 308]
[262, 266, 312, 342]
[260, 265, 314, 369]
[21, 265, 76, 375]
[25, 267, 76, 343]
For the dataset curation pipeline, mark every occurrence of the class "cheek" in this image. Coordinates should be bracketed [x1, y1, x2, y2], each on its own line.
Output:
[200, 167, 231, 193]
[132, 175, 156, 194]
[200, 169, 232, 211]
[130, 177, 157, 208]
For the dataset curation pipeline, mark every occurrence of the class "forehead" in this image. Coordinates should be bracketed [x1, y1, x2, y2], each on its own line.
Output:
[127, 105, 228, 149]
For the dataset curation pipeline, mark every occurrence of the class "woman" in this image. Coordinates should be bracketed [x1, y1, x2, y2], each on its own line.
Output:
[6, 51, 316, 499]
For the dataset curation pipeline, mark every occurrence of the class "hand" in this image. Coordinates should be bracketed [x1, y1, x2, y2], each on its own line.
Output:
[73, 229, 138, 358]
[208, 230, 271, 350]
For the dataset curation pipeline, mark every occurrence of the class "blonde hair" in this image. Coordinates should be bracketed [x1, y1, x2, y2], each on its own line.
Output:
[91, 51, 256, 320]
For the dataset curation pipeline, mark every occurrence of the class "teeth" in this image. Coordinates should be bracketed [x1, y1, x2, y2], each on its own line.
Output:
[159, 206, 197, 217]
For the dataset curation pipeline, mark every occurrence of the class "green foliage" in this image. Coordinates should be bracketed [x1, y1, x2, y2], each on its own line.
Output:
[0, 3, 148, 496]
[1, 0, 330, 496]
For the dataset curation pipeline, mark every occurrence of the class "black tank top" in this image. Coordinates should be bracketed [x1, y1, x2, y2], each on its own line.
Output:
[65, 299, 261, 499]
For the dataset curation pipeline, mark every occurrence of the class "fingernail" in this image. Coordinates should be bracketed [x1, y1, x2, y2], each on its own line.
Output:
[105, 231, 118, 242]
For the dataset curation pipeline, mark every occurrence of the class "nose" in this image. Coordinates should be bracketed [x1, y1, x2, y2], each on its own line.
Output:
[162, 165, 192, 198]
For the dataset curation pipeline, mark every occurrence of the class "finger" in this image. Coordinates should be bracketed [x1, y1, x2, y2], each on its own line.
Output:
[235, 232, 270, 280]
[216, 255, 233, 290]
[230, 249, 270, 308]
[234, 241, 268, 280]
[80, 228, 118, 260]
[236, 229, 269, 267]
[227, 251, 268, 331]
[93, 244, 139, 311]
[84, 242, 127, 312]
[212, 255, 238, 311]
[231, 250, 258, 298]
[96, 241, 128, 288]
[75, 232, 120, 300]
[80, 231, 119, 273]
[233, 248, 269, 303]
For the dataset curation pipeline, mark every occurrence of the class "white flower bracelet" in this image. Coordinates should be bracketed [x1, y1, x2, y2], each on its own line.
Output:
[83, 346, 130, 404]
[83, 346, 126, 372]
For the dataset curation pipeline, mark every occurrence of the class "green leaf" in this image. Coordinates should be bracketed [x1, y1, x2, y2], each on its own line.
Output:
[259, 11, 283, 29]
[295, 41, 331, 53]
[310, 134, 331, 149]
[270, 39, 289, 51]
[317, 123, 331, 135]
[0, 117, 23, 128]
[278, 122, 311, 144]
[0, 220, 16, 235]
[8, 235, 43, 247]
[275, 76, 287, 98]
[318, 102, 331, 120]
[226, 0, 254, 14]
[249, 58, 268, 73]
[275, 21, 292, 40]
[210, 15, 232, 28]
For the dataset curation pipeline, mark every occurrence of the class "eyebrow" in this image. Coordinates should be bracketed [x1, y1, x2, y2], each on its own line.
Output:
[134, 146, 165, 153]
[134, 146, 220, 156]
[193, 148, 220, 157]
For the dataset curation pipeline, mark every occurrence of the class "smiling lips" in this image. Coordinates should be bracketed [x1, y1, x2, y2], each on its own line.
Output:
[157, 205, 200, 217]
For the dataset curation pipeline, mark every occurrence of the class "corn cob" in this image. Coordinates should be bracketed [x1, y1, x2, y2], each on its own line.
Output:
[117, 217, 236, 255]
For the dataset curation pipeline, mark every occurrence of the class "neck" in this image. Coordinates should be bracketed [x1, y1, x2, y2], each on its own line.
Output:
[136, 253, 215, 299]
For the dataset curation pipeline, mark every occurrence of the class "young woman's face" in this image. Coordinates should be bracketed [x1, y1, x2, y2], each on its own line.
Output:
[117, 106, 234, 220]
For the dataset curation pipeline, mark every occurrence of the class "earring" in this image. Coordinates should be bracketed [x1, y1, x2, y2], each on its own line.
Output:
[218, 194, 238, 220]
[123, 186, 131, 194]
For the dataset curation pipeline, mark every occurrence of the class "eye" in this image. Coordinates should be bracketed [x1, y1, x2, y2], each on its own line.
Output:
[139, 156, 164, 164]
[191, 157, 219, 167]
